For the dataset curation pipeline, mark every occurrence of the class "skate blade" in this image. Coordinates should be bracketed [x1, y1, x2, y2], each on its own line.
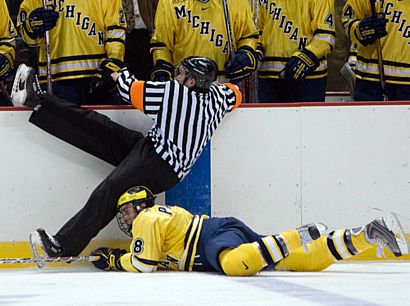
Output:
[384, 213, 409, 255]
[29, 231, 46, 268]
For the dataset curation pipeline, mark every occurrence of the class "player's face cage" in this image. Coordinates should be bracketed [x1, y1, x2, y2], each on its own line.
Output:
[116, 202, 140, 237]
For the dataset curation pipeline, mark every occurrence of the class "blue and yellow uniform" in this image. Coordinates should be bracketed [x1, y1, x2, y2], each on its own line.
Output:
[117, 204, 388, 276]
[0, 0, 17, 75]
[150, 0, 258, 79]
[258, 0, 336, 80]
[17, 0, 126, 84]
[120, 204, 269, 274]
[120, 205, 208, 272]
[342, 0, 410, 85]
[342, 0, 410, 100]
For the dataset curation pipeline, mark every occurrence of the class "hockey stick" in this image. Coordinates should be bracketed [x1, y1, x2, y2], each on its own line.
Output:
[42, 0, 53, 95]
[222, 0, 252, 102]
[222, 0, 235, 62]
[0, 255, 100, 266]
[27, 231, 100, 268]
[247, 0, 259, 103]
[369, 0, 387, 101]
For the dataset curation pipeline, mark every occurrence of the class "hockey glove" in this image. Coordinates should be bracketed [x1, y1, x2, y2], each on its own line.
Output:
[150, 60, 174, 81]
[280, 49, 320, 80]
[225, 46, 259, 83]
[355, 14, 387, 46]
[91, 247, 127, 271]
[89, 58, 126, 96]
[0, 54, 11, 81]
[25, 6, 59, 39]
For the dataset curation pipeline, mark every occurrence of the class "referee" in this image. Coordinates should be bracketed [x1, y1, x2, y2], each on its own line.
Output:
[13, 56, 242, 257]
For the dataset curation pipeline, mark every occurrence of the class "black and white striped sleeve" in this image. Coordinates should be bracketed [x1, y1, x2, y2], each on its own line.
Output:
[116, 68, 137, 103]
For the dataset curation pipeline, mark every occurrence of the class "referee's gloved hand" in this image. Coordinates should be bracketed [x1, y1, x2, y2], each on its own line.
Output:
[91, 247, 127, 271]
[356, 14, 387, 46]
[280, 49, 320, 80]
[150, 60, 174, 81]
[225, 46, 259, 83]
[0, 54, 11, 81]
[25, 6, 59, 39]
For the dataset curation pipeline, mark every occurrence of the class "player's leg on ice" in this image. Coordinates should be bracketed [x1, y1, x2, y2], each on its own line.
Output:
[275, 213, 409, 272]
[219, 223, 325, 276]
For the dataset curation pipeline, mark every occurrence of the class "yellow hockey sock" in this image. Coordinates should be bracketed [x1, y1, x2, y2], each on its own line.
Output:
[326, 228, 372, 260]
[219, 242, 267, 276]
[258, 230, 304, 265]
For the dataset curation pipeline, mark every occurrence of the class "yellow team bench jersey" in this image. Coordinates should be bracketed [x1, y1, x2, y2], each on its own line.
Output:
[342, 0, 410, 85]
[258, 0, 336, 79]
[18, 0, 126, 83]
[0, 0, 17, 67]
[150, 0, 258, 78]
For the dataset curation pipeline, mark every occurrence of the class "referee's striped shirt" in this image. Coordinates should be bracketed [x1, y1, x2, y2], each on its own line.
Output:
[117, 70, 242, 179]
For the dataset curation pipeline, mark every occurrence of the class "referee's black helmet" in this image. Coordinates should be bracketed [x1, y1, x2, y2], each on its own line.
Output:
[177, 56, 217, 92]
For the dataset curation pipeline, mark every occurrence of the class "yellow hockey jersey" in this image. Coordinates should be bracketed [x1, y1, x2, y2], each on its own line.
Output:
[150, 0, 258, 77]
[120, 205, 208, 272]
[342, 0, 410, 85]
[0, 0, 17, 68]
[17, 0, 126, 83]
[258, 0, 336, 79]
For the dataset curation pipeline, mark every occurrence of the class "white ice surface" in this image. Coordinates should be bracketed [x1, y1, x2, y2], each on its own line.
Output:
[1, 262, 409, 305]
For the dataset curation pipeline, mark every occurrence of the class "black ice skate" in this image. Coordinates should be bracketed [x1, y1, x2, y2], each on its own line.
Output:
[11, 64, 44, 108]
[363, 214, 409, 257]
[31, 228, 63, 258]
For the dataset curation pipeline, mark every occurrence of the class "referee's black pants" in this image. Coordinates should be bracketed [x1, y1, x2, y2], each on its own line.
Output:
[29, 94, 179, 256]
